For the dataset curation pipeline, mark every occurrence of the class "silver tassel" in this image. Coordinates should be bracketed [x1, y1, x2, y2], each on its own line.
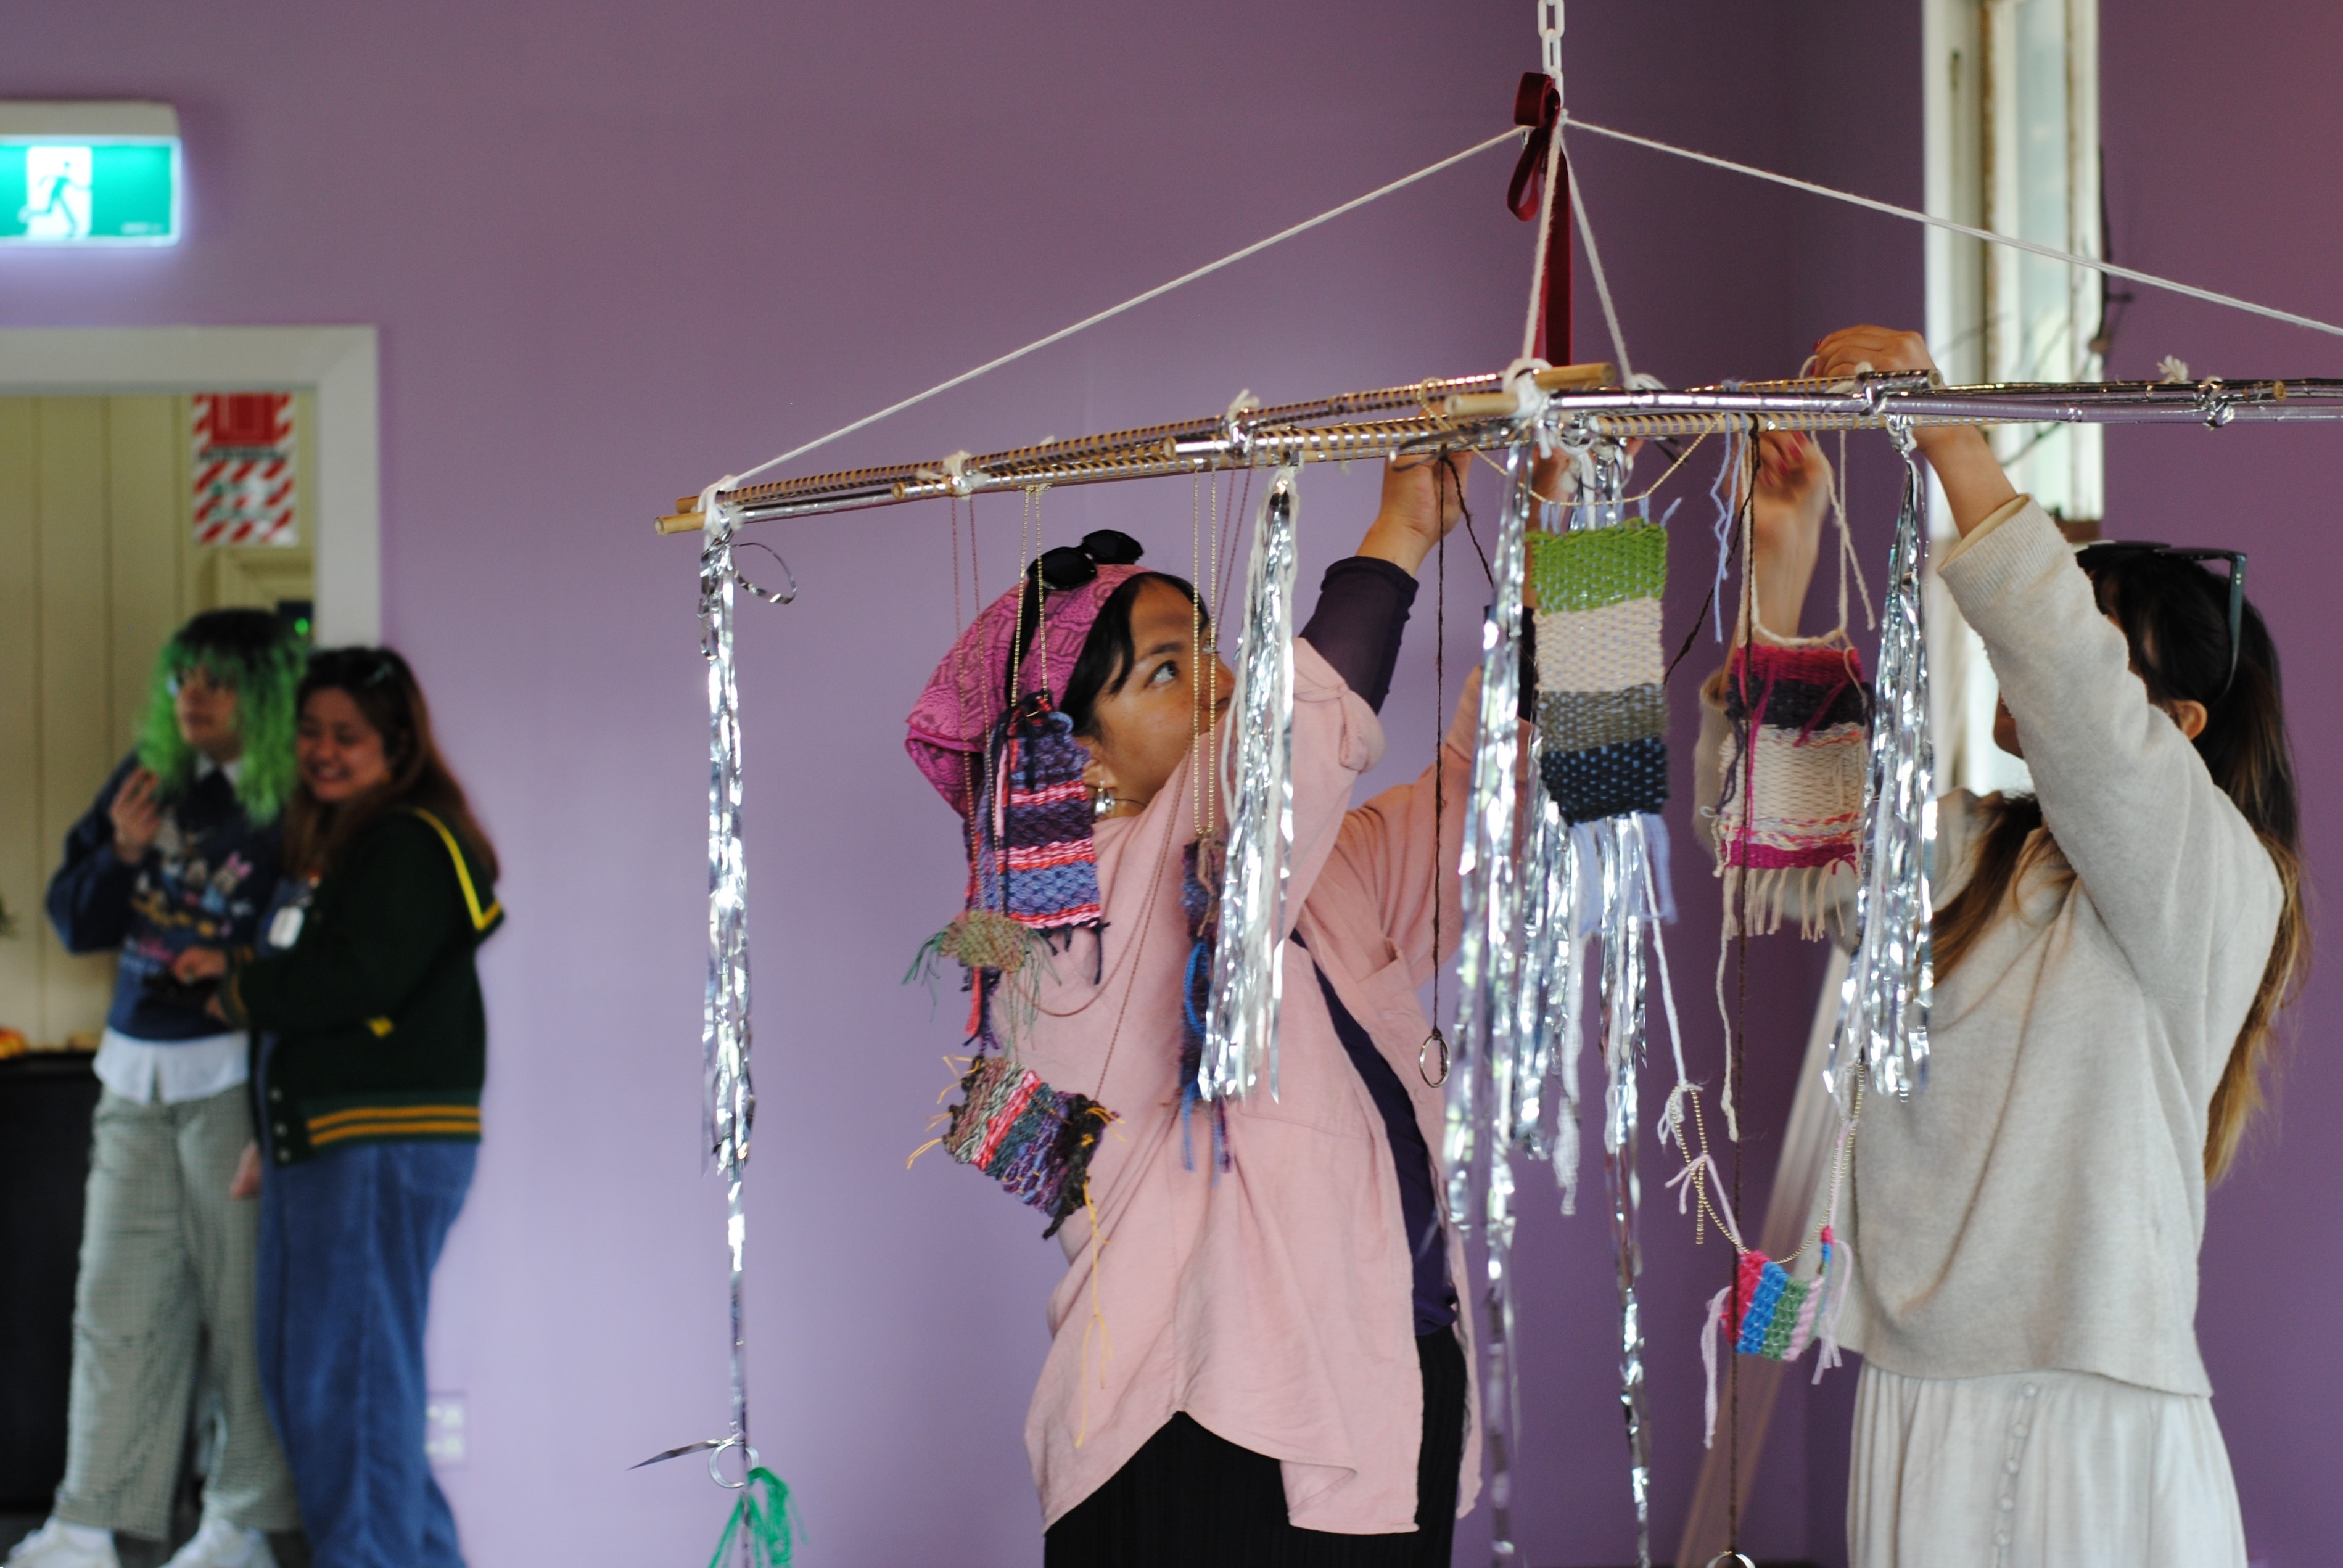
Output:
[1446, 447, 1531, 1230]
[1203, 466, 1301, 1104]
[1443, 449, 1532, 1565]
[1523, 798, 1587, 1213]
[643, 493, 759, 1488]
[1598, 813, 1655, 1568]
[1832, 427, 1936, 1100]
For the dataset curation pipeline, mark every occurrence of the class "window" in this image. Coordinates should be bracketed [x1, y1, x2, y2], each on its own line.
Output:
[1923, 0, 2103, 795]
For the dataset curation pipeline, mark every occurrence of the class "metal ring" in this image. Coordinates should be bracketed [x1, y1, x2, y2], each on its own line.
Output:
[1705, 1555, 1758, 1568]
[707, 1435, 760, 1490]
[1419, 1028, 1451, 1086]
[732, 540, 797, 604]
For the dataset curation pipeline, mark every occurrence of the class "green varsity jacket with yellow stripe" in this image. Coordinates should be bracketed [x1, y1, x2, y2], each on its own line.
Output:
[226, 807, 503, 1166]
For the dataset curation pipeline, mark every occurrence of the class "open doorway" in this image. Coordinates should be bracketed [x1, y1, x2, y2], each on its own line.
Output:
[0, 391, 316, 1050]
[0, 327, 376, 1561]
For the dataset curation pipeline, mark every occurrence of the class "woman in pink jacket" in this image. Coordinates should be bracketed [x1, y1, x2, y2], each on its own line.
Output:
[905, 456, 1480, 1566]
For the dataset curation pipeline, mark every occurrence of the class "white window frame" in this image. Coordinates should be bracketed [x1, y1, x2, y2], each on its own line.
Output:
[1923, 0, 2102, 795]
[0, 326, 380, 642]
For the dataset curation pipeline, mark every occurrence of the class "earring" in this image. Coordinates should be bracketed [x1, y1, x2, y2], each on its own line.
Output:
[1090, 787, 1121, 820]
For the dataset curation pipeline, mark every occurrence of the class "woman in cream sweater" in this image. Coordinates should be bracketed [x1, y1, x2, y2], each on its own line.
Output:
[1703, 326, 2304, 1567]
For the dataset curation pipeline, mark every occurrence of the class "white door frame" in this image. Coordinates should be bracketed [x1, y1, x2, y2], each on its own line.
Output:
[0, 326, 381, 642]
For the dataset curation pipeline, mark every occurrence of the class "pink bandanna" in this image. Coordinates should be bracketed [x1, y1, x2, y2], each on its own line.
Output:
[906, 561, 1150, 815]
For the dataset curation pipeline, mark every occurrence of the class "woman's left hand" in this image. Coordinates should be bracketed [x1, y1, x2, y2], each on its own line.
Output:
[1359, 449, 1472, 575]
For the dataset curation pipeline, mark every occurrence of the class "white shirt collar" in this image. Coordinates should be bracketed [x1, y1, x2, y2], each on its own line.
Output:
[194, 753, 244, 786]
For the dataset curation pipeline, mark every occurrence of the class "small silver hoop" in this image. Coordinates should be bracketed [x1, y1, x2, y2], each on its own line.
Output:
[1419, 1028, 1451, 1086]
[707, 1435, 759, 1490]
[1705, 1554, 1758, 1568]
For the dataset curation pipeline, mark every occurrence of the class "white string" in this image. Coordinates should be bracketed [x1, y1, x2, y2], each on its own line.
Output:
[1562, 129, 1634, 385]
[722, 129, 1524, 491]
[1562, 113, 2343, 341]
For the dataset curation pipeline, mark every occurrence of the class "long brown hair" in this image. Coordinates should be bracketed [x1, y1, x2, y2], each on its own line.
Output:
[1931, 552, 2305, 1183]
[284, 647, 500, 884]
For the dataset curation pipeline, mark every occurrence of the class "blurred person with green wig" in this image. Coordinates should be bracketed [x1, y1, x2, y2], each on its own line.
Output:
[17, 610, 305, 1568]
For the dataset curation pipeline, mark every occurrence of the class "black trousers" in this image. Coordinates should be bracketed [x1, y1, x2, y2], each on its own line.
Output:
[1044, 1329, 1469, 1568]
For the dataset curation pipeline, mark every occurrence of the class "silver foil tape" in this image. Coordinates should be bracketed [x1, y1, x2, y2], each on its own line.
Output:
[1444, 451, 1534, 1563]
[1202, 466, 1300, 1104]
[702, 509, 756, 1178]
[1446, 448, 1531, 1231]
[1518, 787, 1597, 1220]
[1832, 432, 1935, 1100]
[633, 494, 766, 1488]
[1597, 813, 1655, 1568]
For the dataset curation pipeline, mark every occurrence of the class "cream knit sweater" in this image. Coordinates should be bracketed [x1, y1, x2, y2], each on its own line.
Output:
[1697, 497, 2281, 1395]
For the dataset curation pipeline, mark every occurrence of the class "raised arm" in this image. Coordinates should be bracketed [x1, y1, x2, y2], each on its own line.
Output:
[1815, 327, 2278, 987]
[46, 758, 147, 955]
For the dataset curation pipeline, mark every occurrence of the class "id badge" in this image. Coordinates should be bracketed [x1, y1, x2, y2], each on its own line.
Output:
[268, 904, 305, 950]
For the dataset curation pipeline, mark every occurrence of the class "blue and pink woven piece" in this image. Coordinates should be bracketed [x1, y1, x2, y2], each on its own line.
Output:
[1699, 1225, 1854, 1447]
[973, 705, 1104, 932]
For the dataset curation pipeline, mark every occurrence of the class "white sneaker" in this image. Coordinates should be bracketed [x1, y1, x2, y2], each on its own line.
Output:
[4, 1520, 117, 1568]
[159, 1521, 274, 1568]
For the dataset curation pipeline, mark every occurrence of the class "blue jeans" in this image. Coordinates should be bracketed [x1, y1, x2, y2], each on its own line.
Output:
[255, 1141, 475, 1568]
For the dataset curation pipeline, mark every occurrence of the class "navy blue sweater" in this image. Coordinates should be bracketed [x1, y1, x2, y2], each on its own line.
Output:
[46, 754, 284, 1042]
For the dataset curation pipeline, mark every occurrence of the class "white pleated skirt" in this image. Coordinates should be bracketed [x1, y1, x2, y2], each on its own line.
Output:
[1848, 1363, 2247, 1568]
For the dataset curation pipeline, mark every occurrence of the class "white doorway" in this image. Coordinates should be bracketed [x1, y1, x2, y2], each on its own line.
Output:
[0, 326, 378, 1048]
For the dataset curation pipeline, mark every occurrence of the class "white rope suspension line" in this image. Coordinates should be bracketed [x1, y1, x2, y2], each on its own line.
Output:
[1561, 113, 2343, 342]
[1562, 130, 1635, 385]
[723, 128, 1525, 490]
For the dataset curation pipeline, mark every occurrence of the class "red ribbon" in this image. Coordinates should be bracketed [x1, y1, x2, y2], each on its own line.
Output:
[1507, 71, 1572, 365]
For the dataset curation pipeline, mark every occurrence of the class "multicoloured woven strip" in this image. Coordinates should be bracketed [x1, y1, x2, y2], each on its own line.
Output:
[941, 1052, 1113, 1237]
[973, 706, 1103, 931]
[1731, 1228, 1840, 1361]
[1714, 642, 1869, 936]
[1530, 523, 1669, 824]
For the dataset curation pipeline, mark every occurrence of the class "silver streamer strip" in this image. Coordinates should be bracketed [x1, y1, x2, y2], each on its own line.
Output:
[1446, 451, 1531, 1564]
[1446, 448, 1531, 1231]
[1598, 813, 1654, 1568]
[1520, 795, 1588, 1213]
[701, 503, 756, 1470]
[1832, 433, 1936, 1099]
[1202, 466, 1301, 1104]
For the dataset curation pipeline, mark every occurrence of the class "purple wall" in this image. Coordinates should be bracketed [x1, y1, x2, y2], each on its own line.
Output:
[2099, 7, 2343, 1565]
[7, 2, 2332, 1563]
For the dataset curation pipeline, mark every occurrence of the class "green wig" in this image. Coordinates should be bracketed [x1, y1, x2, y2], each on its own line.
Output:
[135, 609, 307, 823]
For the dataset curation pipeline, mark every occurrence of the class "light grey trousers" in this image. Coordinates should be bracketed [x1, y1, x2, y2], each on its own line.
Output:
[54, 1086, 300, 1539]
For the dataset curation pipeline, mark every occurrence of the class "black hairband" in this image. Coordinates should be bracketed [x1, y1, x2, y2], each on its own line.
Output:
[2074, 540, 2248, 699]
[1032, 529, 1146, 591]
[1002, 531, 1149, 716]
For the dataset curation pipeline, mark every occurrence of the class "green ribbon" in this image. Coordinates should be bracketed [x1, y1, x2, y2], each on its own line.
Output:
[707, 1467, 794, 1568]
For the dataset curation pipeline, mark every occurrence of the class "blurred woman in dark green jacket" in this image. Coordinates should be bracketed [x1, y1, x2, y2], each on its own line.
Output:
[175, 647, 500, 1568]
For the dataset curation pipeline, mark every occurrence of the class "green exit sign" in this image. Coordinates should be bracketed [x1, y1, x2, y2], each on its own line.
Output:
[0, 102, 181, 247]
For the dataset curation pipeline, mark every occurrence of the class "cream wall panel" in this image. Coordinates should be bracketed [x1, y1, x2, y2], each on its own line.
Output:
[107, 394, 184, 760]
[35, 399, 120, 1045]
[0, 401, 39, 1040]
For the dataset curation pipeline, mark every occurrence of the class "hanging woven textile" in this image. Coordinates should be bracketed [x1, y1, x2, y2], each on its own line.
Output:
[1531, 518, 1670, 824]
[1713, 639, 1869, 938]
[904, 529, 1152, 1233]
[1832, 430, 1935, 1099]
[1685, 1075, 1863, 1449]
[1201, 466, 1301, 1106]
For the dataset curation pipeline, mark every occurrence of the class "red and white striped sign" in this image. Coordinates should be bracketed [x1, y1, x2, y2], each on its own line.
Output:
[191, 392, 297, 547]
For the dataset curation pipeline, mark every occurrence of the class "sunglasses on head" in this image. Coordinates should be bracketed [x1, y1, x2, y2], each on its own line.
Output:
[2073, 540, 2248, 699]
